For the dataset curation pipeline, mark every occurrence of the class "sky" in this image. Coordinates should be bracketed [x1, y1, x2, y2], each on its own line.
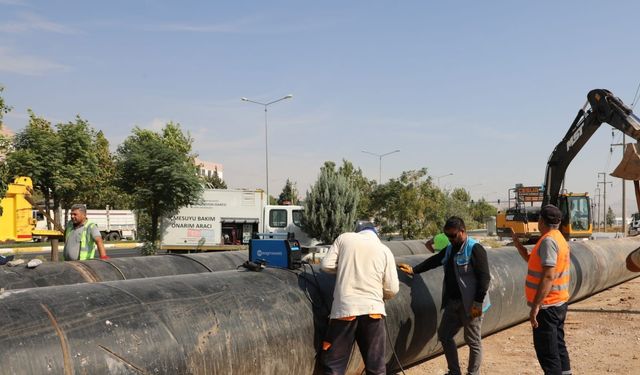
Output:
[2, 0, 640, 218]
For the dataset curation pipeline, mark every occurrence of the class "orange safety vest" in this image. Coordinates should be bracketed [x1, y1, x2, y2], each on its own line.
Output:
[525, 229, 570, 306]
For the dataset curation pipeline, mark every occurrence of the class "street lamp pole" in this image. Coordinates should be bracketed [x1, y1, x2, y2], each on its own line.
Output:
[436, 173, 454, 188]
[361, 149, 400, 184]
[241, 94, 293, 203]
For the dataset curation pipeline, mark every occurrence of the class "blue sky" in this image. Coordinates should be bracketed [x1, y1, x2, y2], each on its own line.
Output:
[2, 1, 640, 216]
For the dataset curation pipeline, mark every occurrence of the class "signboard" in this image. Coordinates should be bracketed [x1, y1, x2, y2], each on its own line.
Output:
[516, 186, 544, 202]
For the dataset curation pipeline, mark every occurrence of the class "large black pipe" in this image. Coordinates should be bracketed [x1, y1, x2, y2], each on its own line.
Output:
[0, 238, 637, 374]
[0, 240, 428, 291]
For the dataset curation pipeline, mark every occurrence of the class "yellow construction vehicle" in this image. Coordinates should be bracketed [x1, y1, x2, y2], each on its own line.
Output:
[0, 176, 62, 242]
[498, 89, 640, 241]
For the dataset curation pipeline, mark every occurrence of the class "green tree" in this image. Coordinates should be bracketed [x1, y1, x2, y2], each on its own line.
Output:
[470, 198, 498, 226]
[55, 116, 101, 214]
[370, 168, 440, 239]
[115, 123, 203, 250]
[277, 178, 298, 205]
[606, 206, 616, 228]
[80, 130, 130, 209]
[337, 159, 376, 219]
[301, 161, 359, 244]
[6, 111, 64, 226]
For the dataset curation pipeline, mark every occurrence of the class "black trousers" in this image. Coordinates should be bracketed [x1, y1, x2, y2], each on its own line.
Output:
[321, 315, 386, 375]
[533, 304, 572, 375]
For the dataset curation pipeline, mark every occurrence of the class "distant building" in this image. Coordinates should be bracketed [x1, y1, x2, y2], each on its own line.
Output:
[195, 158, 224, 180]
[0, 124, 14, 161]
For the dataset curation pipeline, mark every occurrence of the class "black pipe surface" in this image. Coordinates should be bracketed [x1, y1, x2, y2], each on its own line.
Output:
[0, 240, 427, 291]
[1, 238, 636, 374]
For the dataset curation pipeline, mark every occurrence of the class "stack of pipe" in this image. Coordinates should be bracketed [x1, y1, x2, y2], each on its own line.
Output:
[0, 238, 637, 374]
[0, 240, 429, 291]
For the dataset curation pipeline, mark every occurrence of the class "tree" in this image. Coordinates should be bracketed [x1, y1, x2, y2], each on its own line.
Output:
[79, 130, 130, 209]
[370, 168, 441, 239]
[469, 198, 498, 226]
[115, 123, 203, 250]
[337, 159, 376, 219]
[6, 111, 64, 226]
[277, 178, 298, 205]
[606, 206, 616, 228]
[201, 168, 227, 189]
[301, 161, 359, 244]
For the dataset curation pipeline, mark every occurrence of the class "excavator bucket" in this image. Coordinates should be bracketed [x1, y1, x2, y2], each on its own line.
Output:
[611, 143, 640, 180]
[611, 143, 640, 214]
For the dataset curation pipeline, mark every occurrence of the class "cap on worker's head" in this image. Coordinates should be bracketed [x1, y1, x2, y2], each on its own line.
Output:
[433, 233, 450, 252]
[355, 220, 377, 234]
[540, 204, 563, 225]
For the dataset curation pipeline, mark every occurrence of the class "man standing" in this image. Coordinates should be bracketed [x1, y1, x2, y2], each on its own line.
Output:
[398, 216, 491, 375]
[512, 204, 571, 375]
[320, 221, 399, 375]
[63, 204, 109, 261]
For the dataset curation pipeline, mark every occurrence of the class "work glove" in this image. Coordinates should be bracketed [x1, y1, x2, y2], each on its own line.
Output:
[397, 263, 413, 275]
[100, 255, 110, 260]
[470, 301, 483, 318]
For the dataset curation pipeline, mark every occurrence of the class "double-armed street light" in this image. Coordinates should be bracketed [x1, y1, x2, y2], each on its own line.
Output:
[241, 94, 293, 202]
[361, 149, 400, 184]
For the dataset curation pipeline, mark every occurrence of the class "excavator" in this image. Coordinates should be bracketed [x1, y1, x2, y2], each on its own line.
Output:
[497, 89, 640, 242]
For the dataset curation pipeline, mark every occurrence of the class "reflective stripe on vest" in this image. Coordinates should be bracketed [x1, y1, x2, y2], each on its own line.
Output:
[525, 229, 570, 306]
[65, 221, 97, 260]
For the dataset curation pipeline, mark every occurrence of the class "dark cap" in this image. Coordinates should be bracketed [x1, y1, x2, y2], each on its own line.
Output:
[540, 204, 562, 225]
[355, 220, 377, 234]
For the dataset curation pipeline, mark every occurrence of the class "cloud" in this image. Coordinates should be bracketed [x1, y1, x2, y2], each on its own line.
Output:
[0, 47, 69, 75]
[0, 12, 77, 34]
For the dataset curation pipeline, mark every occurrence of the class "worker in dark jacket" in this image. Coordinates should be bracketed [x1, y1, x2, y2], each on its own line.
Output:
[398, 216, 491, 375]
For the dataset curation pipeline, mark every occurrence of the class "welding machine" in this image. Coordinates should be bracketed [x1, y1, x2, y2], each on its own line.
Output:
[249, 233, 302, 269]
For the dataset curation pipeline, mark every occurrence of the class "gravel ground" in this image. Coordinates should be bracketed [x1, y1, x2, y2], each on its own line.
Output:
[403, 277, 640, 375]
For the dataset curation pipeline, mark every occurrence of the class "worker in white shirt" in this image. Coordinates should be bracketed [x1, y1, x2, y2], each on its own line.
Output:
[320, 221, 399, 375]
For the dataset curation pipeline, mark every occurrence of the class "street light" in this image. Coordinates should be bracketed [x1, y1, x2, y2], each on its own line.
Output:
[361, 149, 400, 183]
[436, 173, 454, 188]
[241, 94, 293, 202]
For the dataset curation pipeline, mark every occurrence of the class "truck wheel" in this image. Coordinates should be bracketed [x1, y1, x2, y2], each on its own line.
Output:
[106, 232, 121, 241]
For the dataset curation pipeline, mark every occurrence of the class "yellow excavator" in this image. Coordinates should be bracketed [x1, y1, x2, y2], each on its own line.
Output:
[497, 89, 640, 242]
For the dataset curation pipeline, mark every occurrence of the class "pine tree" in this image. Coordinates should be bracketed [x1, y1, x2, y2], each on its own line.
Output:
[301, 162, 359, 244]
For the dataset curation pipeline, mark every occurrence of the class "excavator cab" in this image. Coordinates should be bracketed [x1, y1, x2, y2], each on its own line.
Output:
[558, 193, 592, 239]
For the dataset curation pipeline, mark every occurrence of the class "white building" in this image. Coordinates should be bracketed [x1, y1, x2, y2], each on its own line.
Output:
[195, 158, 224, 180]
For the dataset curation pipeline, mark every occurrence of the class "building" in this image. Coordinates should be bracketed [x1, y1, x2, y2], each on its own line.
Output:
[0, 124, 13, 161]
[195, 158, 224, 180]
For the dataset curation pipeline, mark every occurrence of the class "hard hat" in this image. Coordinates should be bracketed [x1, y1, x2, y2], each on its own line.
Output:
[433, 233, 450, 253]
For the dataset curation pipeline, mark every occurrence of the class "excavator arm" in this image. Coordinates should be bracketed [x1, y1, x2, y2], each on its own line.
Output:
[542, 89, 640, 207]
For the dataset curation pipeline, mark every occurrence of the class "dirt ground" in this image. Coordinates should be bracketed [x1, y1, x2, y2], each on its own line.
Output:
[404, 276, 640, 375]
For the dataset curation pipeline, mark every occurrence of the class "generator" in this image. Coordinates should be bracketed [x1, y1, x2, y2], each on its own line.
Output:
[249, 233, 301, 269]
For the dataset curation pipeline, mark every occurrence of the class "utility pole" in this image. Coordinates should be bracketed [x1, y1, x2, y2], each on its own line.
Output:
[598, 172, 613, 232]
[611, 131, 628, 236]
[594, 187, 601, 232]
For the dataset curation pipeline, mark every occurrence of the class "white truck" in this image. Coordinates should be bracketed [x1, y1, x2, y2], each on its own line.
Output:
[160, 189, 313, 252]
[34, 208, 137, 241]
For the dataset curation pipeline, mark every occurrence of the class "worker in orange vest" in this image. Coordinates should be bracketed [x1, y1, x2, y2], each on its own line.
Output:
[512, 204, 571, 375]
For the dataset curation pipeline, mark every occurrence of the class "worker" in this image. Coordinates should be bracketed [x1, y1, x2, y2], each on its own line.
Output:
[63, 204, 109, 260]
[511, 204, 571, 375]
[425, 232, 450, 253]
[320, 220, 399, 375]
[398, 216, 491, 375]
